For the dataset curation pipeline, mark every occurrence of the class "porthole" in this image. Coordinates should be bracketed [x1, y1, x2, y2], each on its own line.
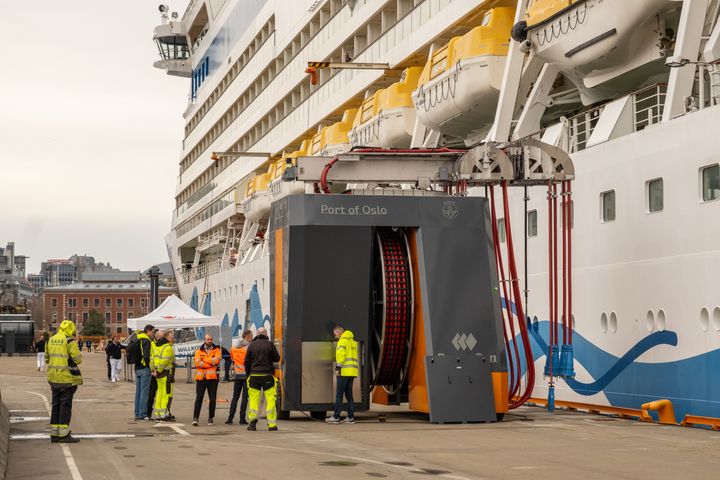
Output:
[700, 308, 710, 332]
[646, 310, 655, 332]
[609, 312, 618, 333]
[656, 309, 666, 331]
[713, 307, 720, 332]
[600, 313, 608, 333]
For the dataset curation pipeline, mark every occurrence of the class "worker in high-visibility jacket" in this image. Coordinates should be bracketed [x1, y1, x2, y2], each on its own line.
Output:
[192, 334, 221, 426]
[146, 330, 160, 419]
[326, 325, 358, 424]
[46, 319, 83, 442]
[225, 330, 253, 425]
[245, 327, 280, 431]
[151, 330, 176, 421]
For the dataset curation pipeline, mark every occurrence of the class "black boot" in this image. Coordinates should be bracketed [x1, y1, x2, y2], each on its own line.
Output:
[247, 419, 258, 431]
[58, 434, 80, 443]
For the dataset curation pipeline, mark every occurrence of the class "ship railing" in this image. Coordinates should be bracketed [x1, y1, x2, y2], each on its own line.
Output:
[535, 83, 669, 154]
[632, 83, 666, 131]
[180, 257, 222, 284]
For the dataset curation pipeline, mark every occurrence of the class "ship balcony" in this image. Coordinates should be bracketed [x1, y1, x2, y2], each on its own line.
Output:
[153, 22, 191, 77]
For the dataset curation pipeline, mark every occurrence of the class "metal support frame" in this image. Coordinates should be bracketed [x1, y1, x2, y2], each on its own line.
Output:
[513, 64, 560, 140]
[663, 0, 711, 122]
[486, 0, 529, 143]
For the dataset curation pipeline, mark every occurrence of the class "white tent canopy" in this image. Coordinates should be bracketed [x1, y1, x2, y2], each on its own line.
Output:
[126, 294, 220, 330]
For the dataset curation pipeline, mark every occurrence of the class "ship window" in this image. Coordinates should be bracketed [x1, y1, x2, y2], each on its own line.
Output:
[701, 164, 720, 202]
[601, 190, 615, 222]
[527, 210, 538, 237]
[497, 218, 506, 243]
[647, 178, 663, 213]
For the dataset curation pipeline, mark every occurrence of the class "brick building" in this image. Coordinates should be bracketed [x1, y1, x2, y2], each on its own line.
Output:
[42, 272, 175, 336]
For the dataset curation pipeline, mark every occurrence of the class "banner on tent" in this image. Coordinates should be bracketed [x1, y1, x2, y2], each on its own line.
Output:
[174, 340, 203, 358]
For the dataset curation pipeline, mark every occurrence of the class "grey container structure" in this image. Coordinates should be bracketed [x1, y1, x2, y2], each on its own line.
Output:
[269, 194, 508, 423]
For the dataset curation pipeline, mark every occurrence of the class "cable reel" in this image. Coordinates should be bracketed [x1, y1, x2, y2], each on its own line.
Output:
[370, 228, 415, 396]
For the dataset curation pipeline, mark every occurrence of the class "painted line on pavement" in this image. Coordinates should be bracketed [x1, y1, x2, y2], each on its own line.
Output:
[11, 433, 154, 441]
[10, 416, 50, 424]
[10, 409, 47, 413]
[24, 391, 83, 480]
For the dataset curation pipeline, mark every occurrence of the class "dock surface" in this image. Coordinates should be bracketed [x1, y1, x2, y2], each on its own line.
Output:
[1, 354, 718, 480]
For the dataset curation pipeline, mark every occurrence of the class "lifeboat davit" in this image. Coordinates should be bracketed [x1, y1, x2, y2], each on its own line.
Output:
[240, 172, 271, 223]
[269, 140, 309, 201]
[310, 108, 358, 156]
[412, 7, 514, 139]
[516, 0, 672, 94]
[349, 67, 423, 148]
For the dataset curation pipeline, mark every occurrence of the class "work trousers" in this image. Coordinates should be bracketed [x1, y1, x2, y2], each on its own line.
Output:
[152, 376, 173, 419]
[193, 379, 219, 420]
[223, 359, 231, 381]
[147, 376, 158, 418]
[247, 374, 277, 428]
[50, 385, 77, 438]
[134, 367, 151, 419]
[109, 358, 122, 382]
[106, 355, 111, 379]
[333, 376, 355, 419]
[227, 375, 248, 422]
[36, 352, 45, 371]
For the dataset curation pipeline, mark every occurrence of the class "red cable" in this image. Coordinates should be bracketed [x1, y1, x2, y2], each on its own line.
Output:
[567, 181, 573, 345]
[552, 183, 559, 346]
[501, 182, 535, 409]
[320, 157, 338, 194]
[562, 181, 567, 345]
[547, 183, 554, 353]
[490, 186, 521, 398]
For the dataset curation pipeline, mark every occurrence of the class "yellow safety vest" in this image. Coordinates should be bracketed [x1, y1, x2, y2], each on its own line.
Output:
[154, 342, 175, 374]
[46, 325, 83, 387]
[149, 339, 158, 369]
[336, 330, 359, 377]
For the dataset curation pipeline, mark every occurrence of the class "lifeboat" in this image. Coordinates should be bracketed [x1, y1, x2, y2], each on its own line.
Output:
[516, 0, 672, 93]
[349, 67, 423, 148]
[310, 108, 358, 156]
[268, 140, 309, 201]
[412, 7, 514, 139]
[240, 172, 271, 223]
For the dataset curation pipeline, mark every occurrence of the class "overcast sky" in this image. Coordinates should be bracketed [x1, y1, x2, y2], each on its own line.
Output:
[1, 1, 191, 274]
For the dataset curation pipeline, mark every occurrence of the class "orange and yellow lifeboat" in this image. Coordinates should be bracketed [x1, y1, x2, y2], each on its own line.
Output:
[412, 7, 514, 140]
[349, 67, 422, 149]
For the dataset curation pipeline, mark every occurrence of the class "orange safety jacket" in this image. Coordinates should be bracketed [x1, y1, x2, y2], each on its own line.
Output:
[230, 346, 247, 377]
[194, 344, 221, 381]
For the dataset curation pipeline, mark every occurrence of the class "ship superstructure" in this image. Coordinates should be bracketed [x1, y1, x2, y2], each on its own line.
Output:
[155, 0, 720, 421]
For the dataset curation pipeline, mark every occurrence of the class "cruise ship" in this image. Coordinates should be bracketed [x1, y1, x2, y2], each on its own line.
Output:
[154, 0, 720, 422]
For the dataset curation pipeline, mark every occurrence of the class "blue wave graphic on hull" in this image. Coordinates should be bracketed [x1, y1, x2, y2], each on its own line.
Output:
[501, 300, 720, 420]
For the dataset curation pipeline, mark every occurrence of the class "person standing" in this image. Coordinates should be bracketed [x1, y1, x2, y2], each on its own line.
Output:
[77, 337, 83, 352]
[326, 325, 359, 424]
[35, 334, 47, 372]
[133, 324, 155, 421]
[106, 336, 124, 382]
[46, 320, 83, 443]
[221, 346, 231, 382]
[85, 339, 92, 353]
[104, 336, 112, 380]
[225, 330, 253, 425]
[245, 327, 280, 431]
[146, 329, 161, 418]
[192, 334, 221, 426]
[151, 330, 176, 421]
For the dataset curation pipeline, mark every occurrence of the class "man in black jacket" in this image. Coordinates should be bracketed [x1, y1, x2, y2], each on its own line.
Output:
[244, 327, 280, 431]
[133, 324, 154, 421]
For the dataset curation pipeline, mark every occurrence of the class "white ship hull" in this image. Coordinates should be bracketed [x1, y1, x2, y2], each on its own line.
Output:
[159, 0, 720, 421]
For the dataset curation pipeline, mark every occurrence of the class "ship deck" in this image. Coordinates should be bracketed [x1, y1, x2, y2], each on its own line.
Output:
[2, 354, 718, 480]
